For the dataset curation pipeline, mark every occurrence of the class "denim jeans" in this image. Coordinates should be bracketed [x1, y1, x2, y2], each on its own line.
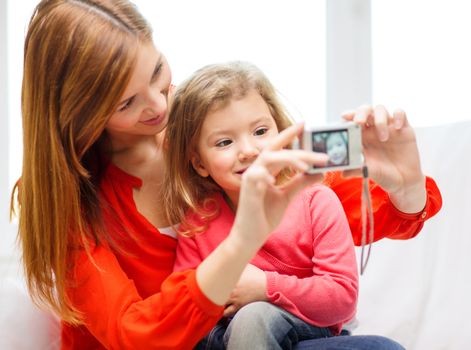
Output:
[293, 335, 405, 350]
[195, 301, 332, 350]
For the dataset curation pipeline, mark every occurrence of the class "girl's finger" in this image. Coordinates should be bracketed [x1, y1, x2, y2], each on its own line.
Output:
[264, 123, 304, 151]
[257, 150, 329, 174]
[223, 304, 238, 317]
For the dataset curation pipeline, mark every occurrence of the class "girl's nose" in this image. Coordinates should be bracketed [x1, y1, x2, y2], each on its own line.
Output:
[238, 141, 260, 162]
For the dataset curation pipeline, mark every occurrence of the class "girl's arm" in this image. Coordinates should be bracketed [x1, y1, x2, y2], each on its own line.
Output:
[225, 186, 358, 333]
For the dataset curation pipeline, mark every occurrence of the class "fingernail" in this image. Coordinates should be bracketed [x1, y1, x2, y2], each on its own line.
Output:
[379, 131, 388, 141]
[394, 119, 402, 129]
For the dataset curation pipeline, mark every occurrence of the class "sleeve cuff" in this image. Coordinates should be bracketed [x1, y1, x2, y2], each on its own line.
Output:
[388, 176, 440, 222]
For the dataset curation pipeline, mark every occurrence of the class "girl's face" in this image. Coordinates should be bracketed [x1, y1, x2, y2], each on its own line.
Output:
[192, 89, 279, 206]
[326, 132, 348, 165]
[106, 43, 172, 142]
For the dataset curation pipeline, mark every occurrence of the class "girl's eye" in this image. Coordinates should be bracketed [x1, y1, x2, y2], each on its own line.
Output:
[254, 127, 268, 136]
[117, 97, 134, 112]
[215, 139, 232, 147]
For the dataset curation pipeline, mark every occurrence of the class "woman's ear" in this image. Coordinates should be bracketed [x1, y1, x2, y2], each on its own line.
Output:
[191, 154, 209, 177]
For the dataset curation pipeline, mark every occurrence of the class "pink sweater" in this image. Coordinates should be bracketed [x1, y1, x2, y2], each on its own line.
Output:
[174, 184, 358, 335]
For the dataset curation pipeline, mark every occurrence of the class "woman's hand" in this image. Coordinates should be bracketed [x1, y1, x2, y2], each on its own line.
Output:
[342, 105, 427, 213]
[223, 264, 267, 317]
[232, 123, 327, 251]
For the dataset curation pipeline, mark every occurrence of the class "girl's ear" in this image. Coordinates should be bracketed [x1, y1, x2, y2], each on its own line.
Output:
[191, 154, 209, 177]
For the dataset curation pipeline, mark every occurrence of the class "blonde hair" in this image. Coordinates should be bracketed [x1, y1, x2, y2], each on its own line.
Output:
[11, 0, 153, 324]
[164, 61, 293, 236]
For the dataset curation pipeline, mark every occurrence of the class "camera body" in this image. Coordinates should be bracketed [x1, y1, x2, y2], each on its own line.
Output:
[300, 122, 363, 174]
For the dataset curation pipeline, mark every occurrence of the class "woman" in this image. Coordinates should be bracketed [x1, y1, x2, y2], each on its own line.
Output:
[13, 1, 441, 349]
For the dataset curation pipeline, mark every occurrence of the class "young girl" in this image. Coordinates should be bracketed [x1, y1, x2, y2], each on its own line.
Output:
[164, 61, 359, 349]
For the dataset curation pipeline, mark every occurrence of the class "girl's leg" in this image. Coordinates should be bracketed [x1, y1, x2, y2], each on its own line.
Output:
[294, 335, 405, 350]
[224, 301, 331, 350]
[194, 321, 227, 350]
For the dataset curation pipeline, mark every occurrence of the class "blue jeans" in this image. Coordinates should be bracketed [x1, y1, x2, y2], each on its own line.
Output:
[294, 335, 405, 350]
[195, 301, 332, 350]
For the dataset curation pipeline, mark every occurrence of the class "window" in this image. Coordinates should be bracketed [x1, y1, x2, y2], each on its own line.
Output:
[133, 0, 326, 123]
[371, 0, 471, 126]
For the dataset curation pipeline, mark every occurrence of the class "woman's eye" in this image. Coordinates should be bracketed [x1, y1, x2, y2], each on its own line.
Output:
[254, 127, 268, 136]
[151, 63, 163, 82]
[117, 97, 134, 112]
[215, 139, 232, 147]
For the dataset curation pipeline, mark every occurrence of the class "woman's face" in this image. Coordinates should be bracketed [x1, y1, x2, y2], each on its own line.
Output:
[106, 43, 172, 141]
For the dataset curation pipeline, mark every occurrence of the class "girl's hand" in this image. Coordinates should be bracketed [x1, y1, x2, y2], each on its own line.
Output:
[232, 123, 327, 251]
[223, 264, 267, 317]
[342, 105, 427, 213]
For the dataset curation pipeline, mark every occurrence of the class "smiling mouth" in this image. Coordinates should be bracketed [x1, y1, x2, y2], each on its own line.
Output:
[141, 115, 163, 126]
[235, 168, 247, 175]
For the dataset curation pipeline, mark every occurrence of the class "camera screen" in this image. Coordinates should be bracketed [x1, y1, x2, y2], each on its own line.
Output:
[311, 129, 349, 167]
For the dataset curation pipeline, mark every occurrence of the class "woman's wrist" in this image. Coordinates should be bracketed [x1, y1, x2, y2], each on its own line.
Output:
[388, 176, 427, 214]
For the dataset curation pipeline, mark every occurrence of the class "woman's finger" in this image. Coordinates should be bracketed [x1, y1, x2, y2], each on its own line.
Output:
[354, 105, 374, 125]
[373, 105, 390, 141]
[341, 109, 356, 121]
[392, 108, 407, 130]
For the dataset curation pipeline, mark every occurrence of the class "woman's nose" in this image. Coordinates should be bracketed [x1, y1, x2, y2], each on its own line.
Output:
[144, 88, 167, 116]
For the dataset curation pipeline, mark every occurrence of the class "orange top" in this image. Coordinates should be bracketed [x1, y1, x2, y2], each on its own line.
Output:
[61, 164, 223, 349]
[61, 165, 442, 349]
[325, 172, 442, 245]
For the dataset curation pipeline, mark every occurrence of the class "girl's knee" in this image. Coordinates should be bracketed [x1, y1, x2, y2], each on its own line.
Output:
[232, 301, 280, 324]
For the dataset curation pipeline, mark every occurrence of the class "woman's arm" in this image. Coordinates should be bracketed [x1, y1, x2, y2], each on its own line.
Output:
[66, 246, 223, 349]
[325, 172, 442, 245]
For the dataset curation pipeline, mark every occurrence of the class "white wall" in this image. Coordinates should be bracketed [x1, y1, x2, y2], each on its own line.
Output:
[0, 0, 20, 278]
[371, 0, 471, 126]
[326, 0, 372, 123]
[133, 0, 326, 126]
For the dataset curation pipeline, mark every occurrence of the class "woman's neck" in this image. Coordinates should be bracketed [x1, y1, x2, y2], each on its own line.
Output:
[104, 131, 165, 177]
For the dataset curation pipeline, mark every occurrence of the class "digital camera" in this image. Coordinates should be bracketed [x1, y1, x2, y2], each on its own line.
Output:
[299, 122, 363, 174]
